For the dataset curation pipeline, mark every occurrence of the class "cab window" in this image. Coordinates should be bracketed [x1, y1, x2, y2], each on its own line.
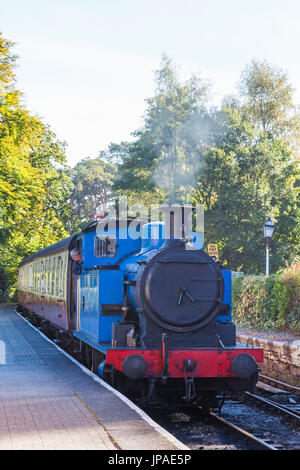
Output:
[94, 236, 116, 257]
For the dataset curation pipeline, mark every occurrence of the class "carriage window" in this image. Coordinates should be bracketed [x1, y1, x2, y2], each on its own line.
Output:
[94, 236, 117, 257]
[51, 257, 55, 296]
[55, 257, 60, 297]
[59, 257, 65, 298]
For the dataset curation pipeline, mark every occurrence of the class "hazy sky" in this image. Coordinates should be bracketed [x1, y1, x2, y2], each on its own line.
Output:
[1, 0, 300, 166]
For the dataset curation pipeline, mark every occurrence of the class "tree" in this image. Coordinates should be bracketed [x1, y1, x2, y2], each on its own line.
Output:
[116, 55, 211, 205]
[114, 55, 299, 274]
[0, 32, 72, 293]
[70, 156, 117, 230]
[194, 61, 300, 273]
[239, 59, 300, 158]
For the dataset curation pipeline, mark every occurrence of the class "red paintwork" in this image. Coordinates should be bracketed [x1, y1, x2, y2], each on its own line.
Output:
[106, 348, 264, 378]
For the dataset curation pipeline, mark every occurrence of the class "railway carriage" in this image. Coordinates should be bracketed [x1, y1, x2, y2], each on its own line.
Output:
[17, 211, 263, 408]
[18, 237, 77, 331]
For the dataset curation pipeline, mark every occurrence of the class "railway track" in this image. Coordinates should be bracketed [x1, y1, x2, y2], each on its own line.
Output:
[209, 410, 281, 450]
[245, 391, 300, 421]
[208, 377, 300, 450]
[147, 381, 300, 450]
[208, 382, 300, 450]
[258, 374, 300, 394]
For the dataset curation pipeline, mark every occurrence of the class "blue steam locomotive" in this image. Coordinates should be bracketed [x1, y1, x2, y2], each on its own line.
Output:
[18, 210, 263, 408]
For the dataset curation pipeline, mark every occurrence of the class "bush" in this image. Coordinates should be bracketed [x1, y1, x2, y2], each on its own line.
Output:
[232, 263, 300, 332]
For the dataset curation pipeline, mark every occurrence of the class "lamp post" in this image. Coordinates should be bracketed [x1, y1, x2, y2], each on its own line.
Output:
[263, 217, 275, 276]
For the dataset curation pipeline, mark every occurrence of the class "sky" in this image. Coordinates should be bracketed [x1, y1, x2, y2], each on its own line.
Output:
[1, 0, 300, 166]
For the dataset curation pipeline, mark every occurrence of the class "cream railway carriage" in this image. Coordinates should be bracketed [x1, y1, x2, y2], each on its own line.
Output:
[18, 236, 77, 330]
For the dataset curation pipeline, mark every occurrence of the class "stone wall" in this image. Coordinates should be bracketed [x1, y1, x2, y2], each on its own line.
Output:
[236, 333, 300, 387]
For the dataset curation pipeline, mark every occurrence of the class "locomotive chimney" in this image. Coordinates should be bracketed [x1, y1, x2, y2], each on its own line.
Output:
[160, 205, 191, 249]
[170, 210, 175, 239]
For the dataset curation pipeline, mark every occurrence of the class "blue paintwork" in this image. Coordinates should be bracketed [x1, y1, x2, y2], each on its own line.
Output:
[98, 359, 107, 378]
[217, 270, 232, 323]
[98, 270, 124, 341]
[140, 222, 165, 253]
[73, 331, 110, 353]
[79, 273, 99, 340]
[74, 220, 232, 350]
[140, 222, 203, 253]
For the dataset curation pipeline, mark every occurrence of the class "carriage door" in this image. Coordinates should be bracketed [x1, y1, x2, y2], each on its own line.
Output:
[79, 273, 99, 340]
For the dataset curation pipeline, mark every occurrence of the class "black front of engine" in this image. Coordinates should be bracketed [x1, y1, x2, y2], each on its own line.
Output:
[133, 242, 225, 348]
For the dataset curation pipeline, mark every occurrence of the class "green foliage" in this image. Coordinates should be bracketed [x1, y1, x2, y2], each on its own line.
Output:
[232, 263, 300, 332]
[238, 59, 300, 161]
[193, 61, 300, 273]
[70, 155, 117, 231]
[0, 34, 17, 89]
[240, 59, 296, 136]
[0, 32, 72, 296]
[114, 56, 300, 274]
[116, 55, 211, 205]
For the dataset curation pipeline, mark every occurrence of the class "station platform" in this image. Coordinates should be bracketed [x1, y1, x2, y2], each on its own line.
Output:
[0, 305, 187, 450]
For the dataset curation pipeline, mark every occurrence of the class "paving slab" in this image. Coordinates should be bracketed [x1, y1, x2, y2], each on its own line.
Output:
[0, 305, 187, 450]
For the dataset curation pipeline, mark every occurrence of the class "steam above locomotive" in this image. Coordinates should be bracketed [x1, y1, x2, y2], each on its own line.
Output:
[17, 208, 263, 408]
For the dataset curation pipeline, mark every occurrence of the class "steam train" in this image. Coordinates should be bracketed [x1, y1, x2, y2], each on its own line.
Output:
[17, 210, 263, 408]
